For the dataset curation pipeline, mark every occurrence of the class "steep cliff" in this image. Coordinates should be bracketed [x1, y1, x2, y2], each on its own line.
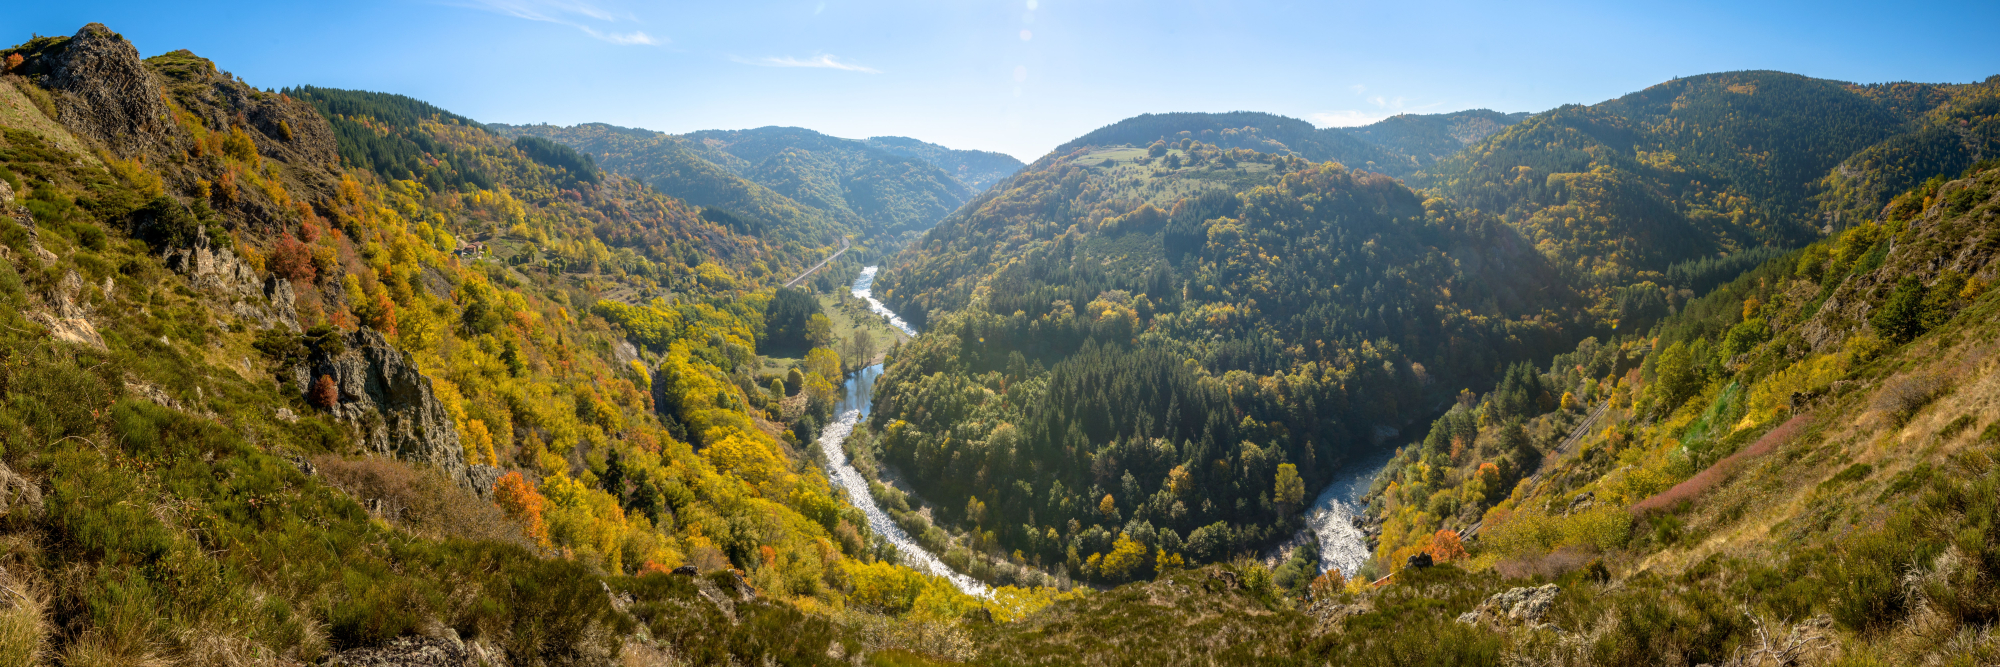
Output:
[296, 328, 472, 489]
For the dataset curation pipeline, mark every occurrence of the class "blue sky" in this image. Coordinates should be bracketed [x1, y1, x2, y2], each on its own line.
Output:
[7, 1, 1997, 161]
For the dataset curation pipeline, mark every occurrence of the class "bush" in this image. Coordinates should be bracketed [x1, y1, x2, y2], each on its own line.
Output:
[268, 236, 317, 283]
[1872, 373, 1946, 424]
[313, 455, 533, 548]
[132, 195, 198, 249]
[496, 558, 621, 665]
[310, 375, 338, 408]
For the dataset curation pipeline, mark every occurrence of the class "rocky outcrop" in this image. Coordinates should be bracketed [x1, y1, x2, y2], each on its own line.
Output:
[1456, 583, 1561, 629]
[145, 48, 342, 196]
[161, 238, 298, 331]
[328, 634, 507, 667]
[297, 328, 471, 490]
[0, 461, 44, 520]
[35, 24, 178, 159]
[27, 269, 105, 349]
[466, 464, 507, 499]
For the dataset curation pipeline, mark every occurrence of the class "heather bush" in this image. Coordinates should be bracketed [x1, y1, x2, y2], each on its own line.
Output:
[313, 455, 533, 549]
[1871, 373, 1947, 424]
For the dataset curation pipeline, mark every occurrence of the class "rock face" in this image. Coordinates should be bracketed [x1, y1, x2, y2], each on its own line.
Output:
[297, 328, 471, 489]
[328, 635, 507, 667]
[161, 239, 298, 331]
[27, 269, 105, 349]
[1456, 583, 1562, 628]
[39, 24, 178, 158]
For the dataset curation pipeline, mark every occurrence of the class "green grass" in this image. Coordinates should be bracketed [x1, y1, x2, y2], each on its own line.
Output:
[761, 292, 911, 376]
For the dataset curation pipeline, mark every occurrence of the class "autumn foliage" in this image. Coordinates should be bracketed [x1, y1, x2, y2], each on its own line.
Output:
[493, 471, 550, 548]
[1424, 529, 1468, 563]
[310, 374, 338, 408]
[268, 235, 317, 283]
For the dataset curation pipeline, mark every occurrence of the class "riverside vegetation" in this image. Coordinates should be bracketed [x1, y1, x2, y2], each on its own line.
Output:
[0, 20, 1998, 667]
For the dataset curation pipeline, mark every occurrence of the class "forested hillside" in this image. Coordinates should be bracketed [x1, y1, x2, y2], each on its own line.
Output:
[1816, 77, 2000, 226]
[863, 136, 1585, 585]
[680, 126, 973, 239]
[1344, 109, 1531, 173]
[5, 17, 2000, 667]
[859, 135, 1024, 192]
[495, 123, 1011, 246]
[490, 122, 855, 251]
[1056, 112, 1406, 176]
[0, 23, 1048, 665]
[861, 131, 2000, 667]
[1416, 70, 2000, 295]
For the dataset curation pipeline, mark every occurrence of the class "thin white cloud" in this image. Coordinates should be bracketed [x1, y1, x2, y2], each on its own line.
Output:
[452, 0, 661, 45]
[734, 54, 882, 74]
[1314, 93, 1450, 127]
[582, 27, 658, 45]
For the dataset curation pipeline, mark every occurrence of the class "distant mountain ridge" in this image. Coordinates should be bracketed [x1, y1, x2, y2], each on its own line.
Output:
[859, 135, 1024, 192]
[1345, 109, 1533, 171]
[493, 122, 1023, 244]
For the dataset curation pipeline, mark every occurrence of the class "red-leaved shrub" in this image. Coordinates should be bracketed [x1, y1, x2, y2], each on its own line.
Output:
[310, 374, 339, 409]
[1633, 414, 1812, 515]
[269, 236, 317, 283]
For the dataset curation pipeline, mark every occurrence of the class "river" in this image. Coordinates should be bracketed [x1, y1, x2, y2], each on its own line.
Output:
[1295, 447, 1396, 579]
[813, 267, 990, 596]
[820, 265, 1392, 593]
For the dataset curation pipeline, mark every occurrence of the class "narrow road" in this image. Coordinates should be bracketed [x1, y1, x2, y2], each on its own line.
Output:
[784, 236, 851, 289]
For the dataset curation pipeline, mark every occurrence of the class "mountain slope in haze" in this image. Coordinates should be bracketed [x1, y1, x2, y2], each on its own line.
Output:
[682, 126, 974, 239]
[491, 122, 853, 249]
[0, 23, 1032, 665]
[1056, 111, 1409, 176]
[860, 134, 1025, 192]
[860, 135, 1585, 587]
[1344, 109, 1532, 172]
[1050, 110, 1535, 180]
[496, 123, 1012, 246]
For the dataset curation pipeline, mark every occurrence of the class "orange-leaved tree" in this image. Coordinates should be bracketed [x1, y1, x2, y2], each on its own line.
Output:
[1424, 529, 1468, 563]
[493, 471, 550, 548]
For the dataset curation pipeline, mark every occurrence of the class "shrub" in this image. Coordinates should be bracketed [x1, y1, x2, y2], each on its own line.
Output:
[268, 236, 317, 283]
[133, 195, 198, 249]
[1634, 414, 1810, 515]
[496, 558, 621, 664]
[310, 375, 338, 408]
[1872, 373, 1946, 424]
[493, 472, 550, 548]
[313, 455, 531, 548]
